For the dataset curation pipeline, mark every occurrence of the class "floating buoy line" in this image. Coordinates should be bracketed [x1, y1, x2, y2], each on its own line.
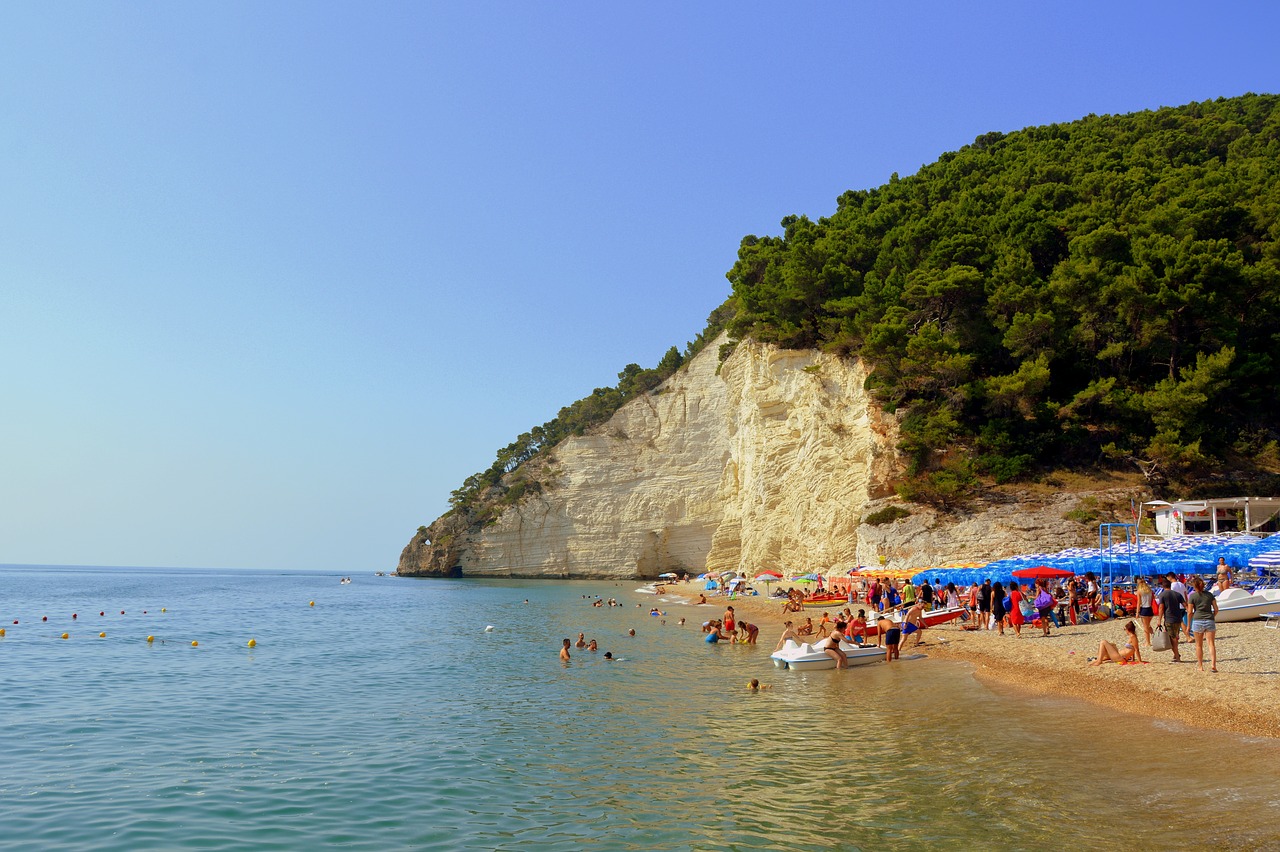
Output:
[0, 599, 324, 649]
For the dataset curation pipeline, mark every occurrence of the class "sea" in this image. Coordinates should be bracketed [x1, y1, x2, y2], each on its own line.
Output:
[2, 564, 1278, 851]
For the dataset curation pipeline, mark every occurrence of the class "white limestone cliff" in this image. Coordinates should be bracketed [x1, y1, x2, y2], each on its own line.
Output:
[398, 337, 1108, 578]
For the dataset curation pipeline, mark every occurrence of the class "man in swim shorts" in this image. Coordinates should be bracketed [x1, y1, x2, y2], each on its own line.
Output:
[560, 639, 571, 661]
[877, 616, 900, 662]
[901, 600, 926, 647]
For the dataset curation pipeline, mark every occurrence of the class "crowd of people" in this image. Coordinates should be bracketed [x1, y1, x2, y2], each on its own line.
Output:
[566, 566, 1228, 674]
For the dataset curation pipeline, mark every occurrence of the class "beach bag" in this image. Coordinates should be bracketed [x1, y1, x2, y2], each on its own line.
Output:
[1034, 591, 1053, 610]
[1152, 624, 1171, 652]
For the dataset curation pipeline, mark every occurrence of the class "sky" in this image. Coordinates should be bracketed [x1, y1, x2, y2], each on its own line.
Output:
[2, 2, 1278, 571]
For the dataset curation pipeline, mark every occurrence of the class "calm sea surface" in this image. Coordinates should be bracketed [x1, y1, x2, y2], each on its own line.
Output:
[1, 565, 1278, 851]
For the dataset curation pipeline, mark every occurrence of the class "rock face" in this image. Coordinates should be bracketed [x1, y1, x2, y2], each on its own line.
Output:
[398, 338, 1111, 578]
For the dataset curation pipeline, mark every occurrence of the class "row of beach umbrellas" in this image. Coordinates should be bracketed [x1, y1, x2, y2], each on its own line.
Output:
[908, 531, 1280, 588]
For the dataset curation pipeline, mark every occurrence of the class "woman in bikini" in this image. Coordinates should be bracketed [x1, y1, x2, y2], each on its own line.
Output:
[1089, 620, 1143, 666]
[819, 621, 848, 668]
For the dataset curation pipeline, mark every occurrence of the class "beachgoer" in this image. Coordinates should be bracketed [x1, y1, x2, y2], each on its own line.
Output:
[1089, 620, 1143, 666]
[560, 639, 571, 662]
[1066, 579, 1080, 625]
[819, 621, 848, 668]
[738, 620, 759, 644]
[1215, 558, 1232, 592]
[901, 600, 926, 647]
[817, 611, 832, 634]
[945, 582, 961, 611]
[796, 617, 815, 636]
[723, 606, 736, 633]
[1084, 572, 1101, 612]
[1033, 582, 1055, 636]
[1187, 576, 1219, 672]
[919, 579, 934, 611]
[878, 615, 900, 662]
[774, 620, 799, 651]
[1135, 578, 1155, 647]
[1157, 576, 1185, 662]
[575, 632, 586, 648]
[1008, 582, 1025, 637]
[628, 628, 636, 636]
[901, 581, 917, 607]
[849, 610, 868, 644]
[604, 652, 614, 660]
[1168, 573, 1191, 640]
[991, 581, 1006, 635]
[588, 639, 598, 652]
[977, 580, 992, 628]
[677, 618, 685, 626]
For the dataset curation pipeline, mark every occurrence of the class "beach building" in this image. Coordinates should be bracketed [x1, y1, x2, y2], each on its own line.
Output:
[1142, 496, 1280, 537]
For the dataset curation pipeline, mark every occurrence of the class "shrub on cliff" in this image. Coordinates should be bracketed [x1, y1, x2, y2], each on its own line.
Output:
[864, 505, 911, 526]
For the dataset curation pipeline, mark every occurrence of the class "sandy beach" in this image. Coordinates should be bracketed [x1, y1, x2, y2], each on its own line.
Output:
[691, 586, 1280, 740]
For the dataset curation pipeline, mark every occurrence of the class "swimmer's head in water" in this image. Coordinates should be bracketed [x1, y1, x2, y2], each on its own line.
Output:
[604, 652, 613, 659]
[628, 629, 636, 636]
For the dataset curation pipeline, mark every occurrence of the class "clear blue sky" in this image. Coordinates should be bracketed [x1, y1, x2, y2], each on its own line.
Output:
[2, 2, 1277, 571]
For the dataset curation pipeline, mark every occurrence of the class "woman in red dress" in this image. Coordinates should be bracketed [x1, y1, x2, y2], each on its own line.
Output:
[1008, 581, 1025, 637]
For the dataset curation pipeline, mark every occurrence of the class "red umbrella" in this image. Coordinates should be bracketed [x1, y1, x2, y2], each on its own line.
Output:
[1011, 566, 1074, 579]
[755, 570, 783, 578]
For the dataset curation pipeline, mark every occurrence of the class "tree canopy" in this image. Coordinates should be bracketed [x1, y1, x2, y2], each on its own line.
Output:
[726, 94, 1280, 500]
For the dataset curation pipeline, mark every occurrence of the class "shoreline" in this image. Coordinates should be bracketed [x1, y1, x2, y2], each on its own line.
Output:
[679, 586, 1280, 740]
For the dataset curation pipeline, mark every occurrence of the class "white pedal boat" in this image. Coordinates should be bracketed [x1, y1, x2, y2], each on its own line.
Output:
[1213, 587, 1280, 622]
[770, 638, 884, 670]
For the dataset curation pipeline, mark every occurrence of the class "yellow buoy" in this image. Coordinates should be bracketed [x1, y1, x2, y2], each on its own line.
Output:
[191, 640, 198, 647]
[161, 608, 167, 613]
[61, 632, 69, 639]
[99, 632, 106, 638]
[0, 628, 5, 636]
[146, 635, 155, 643]
[247, 638, 257, 648]
[309, 601, 315, 607]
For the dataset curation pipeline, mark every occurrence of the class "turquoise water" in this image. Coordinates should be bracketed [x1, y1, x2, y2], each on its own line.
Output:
[2, 566, 1279, 851]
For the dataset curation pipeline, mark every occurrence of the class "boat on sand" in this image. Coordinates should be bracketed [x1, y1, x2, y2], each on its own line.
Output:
[1213, 587, 1279, 622]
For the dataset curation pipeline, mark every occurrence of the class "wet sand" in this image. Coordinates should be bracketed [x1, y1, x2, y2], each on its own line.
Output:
[687, 588, 1280, 739]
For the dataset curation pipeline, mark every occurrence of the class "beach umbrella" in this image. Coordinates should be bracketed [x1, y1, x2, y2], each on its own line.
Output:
[1248, 552, 1280, 574]
[658, 572, 678, 579]
[757, 569, 783, 578]
[1011, 566, 1074, 580]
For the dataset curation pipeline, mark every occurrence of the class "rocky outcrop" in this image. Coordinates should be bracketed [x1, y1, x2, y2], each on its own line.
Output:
[398, 338, 1122, 578]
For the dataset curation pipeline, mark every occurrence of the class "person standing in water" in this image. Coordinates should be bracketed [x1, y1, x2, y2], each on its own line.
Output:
[560, 639, 571, 662]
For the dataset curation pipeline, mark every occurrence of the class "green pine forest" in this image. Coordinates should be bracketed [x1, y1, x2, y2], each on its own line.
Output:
[448, 94, 1280, 520]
